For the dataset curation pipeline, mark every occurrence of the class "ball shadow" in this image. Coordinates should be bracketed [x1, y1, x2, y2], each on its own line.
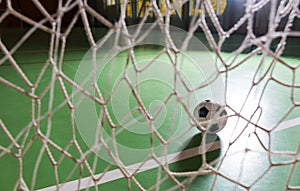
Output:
[169, 133, 221, 172]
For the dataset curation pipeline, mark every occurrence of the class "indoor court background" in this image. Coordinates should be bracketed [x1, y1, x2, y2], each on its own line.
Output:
[1, 0, 300, 191]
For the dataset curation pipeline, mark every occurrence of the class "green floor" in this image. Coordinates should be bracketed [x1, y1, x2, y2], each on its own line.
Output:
[1, 27, 300, 191]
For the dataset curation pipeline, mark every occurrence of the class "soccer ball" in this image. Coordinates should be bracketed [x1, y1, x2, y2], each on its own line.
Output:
[193, 100, 227, 134]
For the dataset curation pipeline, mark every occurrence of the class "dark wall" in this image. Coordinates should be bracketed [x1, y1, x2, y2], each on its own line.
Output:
[0, 0, 83, 28]
[1, 0, 299, 33]
[217, 0, 300, 35]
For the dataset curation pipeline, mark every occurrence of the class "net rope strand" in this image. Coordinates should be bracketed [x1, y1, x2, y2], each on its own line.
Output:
[0, 0, 300, 190]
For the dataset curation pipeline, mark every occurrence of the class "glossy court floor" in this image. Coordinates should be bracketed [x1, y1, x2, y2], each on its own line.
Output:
[0, 28, 300, 191]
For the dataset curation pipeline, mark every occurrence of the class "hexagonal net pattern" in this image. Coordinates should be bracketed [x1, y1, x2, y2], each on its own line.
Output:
[0, 0, 300, 191]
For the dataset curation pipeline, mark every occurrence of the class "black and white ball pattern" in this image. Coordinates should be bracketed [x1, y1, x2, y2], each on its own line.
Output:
[193, 100, 227, 134]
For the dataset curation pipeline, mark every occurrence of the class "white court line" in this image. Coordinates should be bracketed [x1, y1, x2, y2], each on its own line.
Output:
[37, 141, 220, 191]
[37, 117, 300, 191]
[273, 117, 300, 132]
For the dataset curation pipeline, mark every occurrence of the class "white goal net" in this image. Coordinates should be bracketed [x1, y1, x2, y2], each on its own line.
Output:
[0, 0, 300, 191]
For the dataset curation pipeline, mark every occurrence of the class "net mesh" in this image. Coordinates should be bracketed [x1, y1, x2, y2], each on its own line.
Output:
[0, 0, 300, 190]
